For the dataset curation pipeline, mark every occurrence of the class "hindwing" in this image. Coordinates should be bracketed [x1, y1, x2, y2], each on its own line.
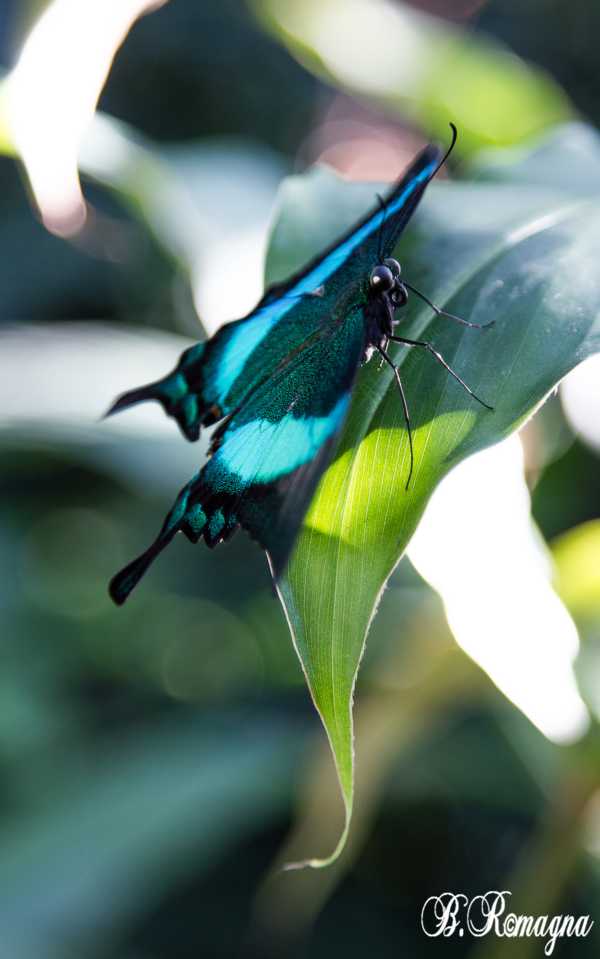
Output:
[109, 302, 367, 603]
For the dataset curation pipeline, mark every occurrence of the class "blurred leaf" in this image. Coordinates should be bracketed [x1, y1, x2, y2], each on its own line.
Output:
[79, 117, 283, 279]
[0, 102, 285, 333]
[265, 124, 600, 865]
[0, 713, 305, 959]
[251, 0, 571, 154]
[552, 521, 600, 726]
[553, 519, 600, 620]
[79, 113, 206, 273]
[472, 122, 600, 192]
[0, 80, 13, 153]
[407, 436, 587, 745]
[5, 0, 169, 235]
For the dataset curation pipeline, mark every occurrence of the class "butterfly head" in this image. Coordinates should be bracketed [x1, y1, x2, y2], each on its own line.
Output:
[369, 257, 408, 309]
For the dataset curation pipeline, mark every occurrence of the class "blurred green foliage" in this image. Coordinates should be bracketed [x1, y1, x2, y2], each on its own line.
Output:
[0, 1, 600, 957]
[251, 0, 571, 154]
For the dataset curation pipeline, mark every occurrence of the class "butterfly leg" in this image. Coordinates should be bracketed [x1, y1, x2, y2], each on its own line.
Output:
[402, 281, 494, 329]
[389, 336, 494, 410]
[377, 336, 389, 370]
[375, 193, 388, 263]
[377, 346, 414, 491]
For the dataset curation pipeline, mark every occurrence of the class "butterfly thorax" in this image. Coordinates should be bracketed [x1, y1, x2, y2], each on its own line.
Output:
[363, 256, 408, 361]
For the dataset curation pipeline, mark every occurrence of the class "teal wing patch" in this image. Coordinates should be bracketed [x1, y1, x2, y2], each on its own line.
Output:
[109, 304, 367, 604]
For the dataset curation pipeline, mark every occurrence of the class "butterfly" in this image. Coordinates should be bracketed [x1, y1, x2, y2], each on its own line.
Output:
[107, 123, 493, 606]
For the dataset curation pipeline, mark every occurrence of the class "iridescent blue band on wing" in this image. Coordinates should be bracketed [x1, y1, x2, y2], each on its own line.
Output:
[213, 158, 438, 398]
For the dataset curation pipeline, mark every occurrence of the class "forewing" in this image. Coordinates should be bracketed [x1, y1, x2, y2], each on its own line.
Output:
[286, 142, 443, 289]
[106, 143, 442, 442]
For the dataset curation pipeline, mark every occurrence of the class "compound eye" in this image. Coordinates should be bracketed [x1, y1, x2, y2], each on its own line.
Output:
[370, 264, 394, 293]
[394, 283, 408, 308]
[383, 257, 401, 278]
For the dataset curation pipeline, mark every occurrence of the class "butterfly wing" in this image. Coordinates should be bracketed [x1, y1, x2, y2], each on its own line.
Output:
[105, 142, 443, 441]
[109, 301, 367, 604]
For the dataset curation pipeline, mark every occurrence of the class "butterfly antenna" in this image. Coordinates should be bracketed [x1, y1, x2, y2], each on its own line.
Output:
[403, 280, 494, 329]
[378, 125, 457, 263]
[434, 122, 458, 178]
[375, 193, 388, 263]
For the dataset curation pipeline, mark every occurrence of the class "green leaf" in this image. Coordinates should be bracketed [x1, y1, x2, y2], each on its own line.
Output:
[265, 123, 600, 867]
[251, 0, 571, 154]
